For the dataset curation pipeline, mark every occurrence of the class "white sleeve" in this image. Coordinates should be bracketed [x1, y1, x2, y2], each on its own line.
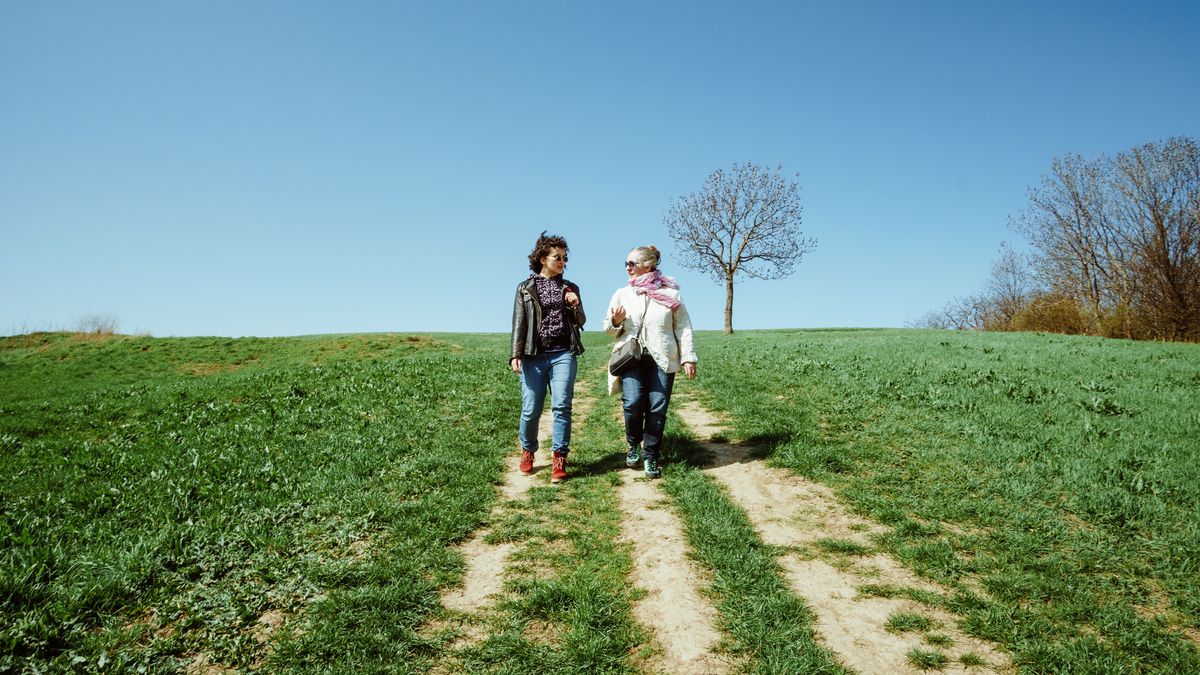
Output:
[674, 299, 698, 363]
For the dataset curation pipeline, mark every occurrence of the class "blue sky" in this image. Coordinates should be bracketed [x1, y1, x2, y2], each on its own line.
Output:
[2, 1, 1197, 336]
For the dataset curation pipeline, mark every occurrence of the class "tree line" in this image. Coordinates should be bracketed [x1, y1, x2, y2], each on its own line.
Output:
[917, 135, 1200, 341]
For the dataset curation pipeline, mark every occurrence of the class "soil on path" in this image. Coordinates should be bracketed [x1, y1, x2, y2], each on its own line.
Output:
[441, 377, 735, 674]
[437, 383, 597, 624]
[673, 396, 1013, 675]
[617, 450, 732, 674]
[437, 384, 1015, 674]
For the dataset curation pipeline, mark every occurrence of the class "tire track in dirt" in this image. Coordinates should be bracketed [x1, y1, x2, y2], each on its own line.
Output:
[617, 460, 732, 674]
[437, 381, 597, 627]
[674, 396, 1012, 675]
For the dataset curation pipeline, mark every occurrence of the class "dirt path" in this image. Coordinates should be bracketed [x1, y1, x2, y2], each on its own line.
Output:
[439, 383, 597, 620]
[673, 397, 1012, 675]
[616, 453, 731, 674]
[437, 386, 1014, 674]
[449, 375, 731, 673]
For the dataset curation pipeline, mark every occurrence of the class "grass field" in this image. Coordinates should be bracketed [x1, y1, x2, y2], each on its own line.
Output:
[1, 328, 1197, 673]
[693, 329, 1200, 672]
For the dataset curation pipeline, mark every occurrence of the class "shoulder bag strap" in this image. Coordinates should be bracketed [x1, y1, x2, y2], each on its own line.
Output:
[633, 294, 649, 341]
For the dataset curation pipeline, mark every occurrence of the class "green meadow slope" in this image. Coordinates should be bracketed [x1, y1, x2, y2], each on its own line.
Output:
[693, 328, 1200, 672]
[1, 329, 1197, 672]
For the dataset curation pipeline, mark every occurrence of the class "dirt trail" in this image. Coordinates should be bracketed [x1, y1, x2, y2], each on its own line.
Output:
[617, 457, 732, 674]
[439, 386, 1014, 674]
[673, 397, 1012, 675]
[439, 384, 597, 616]
[454, 376, 730, 673]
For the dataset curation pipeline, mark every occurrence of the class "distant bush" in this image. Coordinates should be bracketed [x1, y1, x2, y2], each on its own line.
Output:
[1010, 293, 1090, 335]
[73, 313, 120, 336]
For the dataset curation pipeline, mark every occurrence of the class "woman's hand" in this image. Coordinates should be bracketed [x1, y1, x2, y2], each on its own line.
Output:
[682, 362, 697, 379]
[510, 358, 521, 374]
[611, 305, 627, 326]
[564, 289, 580, 307]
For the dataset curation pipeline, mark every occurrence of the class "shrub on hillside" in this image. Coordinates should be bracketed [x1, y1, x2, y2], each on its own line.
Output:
[1011, 293, 1090, 335]
[73, 313, 120, 336]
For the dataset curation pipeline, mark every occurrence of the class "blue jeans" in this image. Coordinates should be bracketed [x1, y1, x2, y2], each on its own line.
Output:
[620, 355, 675, 461]
[518, 350, 577, 455]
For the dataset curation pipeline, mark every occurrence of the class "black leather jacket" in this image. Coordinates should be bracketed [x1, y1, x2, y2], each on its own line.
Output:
[510, 276, 586, 361]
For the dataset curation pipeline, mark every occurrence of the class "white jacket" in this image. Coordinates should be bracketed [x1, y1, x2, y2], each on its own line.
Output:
[603, 286, 698, 393]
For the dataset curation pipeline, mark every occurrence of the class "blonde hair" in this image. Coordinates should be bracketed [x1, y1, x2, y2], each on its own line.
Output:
[631, 245, 661, 270]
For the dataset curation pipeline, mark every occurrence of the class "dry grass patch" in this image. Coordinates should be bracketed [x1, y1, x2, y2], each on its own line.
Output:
[180, 362, 239, 376]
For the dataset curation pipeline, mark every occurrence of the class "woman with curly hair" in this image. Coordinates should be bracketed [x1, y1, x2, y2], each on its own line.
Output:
[510, 231, 586, 483]
[603, 244, 696, 479]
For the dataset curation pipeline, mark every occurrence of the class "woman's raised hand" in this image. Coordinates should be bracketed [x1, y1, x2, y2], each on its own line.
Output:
[564, 289, 580, 307]
[611, 305, 627, 326]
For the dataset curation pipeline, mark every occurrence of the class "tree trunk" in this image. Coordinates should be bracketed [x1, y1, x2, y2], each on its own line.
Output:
[724, 273, 735, 334]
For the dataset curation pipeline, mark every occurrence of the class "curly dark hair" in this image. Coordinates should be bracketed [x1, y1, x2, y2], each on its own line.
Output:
[528, 231, 569, 273]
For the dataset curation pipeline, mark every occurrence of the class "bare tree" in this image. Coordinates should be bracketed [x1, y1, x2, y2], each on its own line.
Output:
[665, 162, 815, 333]
[1013, 136, 1200, 340]
[952, 295, 989, 331]
[1011, 153, 1114, 331]
[1111, 137, 1200, 340]
[922, 136, 1199, 341]
[982, 242, 1035, 329]
[73, 312, 120, 336]
[906, 309, 952, 330]
[913, 245, 1035, 332]
[909, 294, 993, 331]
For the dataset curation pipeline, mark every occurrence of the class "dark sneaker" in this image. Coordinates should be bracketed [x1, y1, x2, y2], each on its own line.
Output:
[644, 457, 661, 479]
[519, 450, 534, 474]
[625, 445, 641, 468]
[551, 453, 568, 483]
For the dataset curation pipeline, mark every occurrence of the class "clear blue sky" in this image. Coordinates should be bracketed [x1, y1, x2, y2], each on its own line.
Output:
[3, 1, 1198, 337]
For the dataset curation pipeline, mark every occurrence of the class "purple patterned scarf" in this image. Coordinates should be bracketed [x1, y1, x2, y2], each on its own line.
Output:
[629, 270, 681, 309]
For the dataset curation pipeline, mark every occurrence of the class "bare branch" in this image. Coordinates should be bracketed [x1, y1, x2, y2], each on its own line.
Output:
[1009, 135, 1199, 339]
[665, 162, 815, 332]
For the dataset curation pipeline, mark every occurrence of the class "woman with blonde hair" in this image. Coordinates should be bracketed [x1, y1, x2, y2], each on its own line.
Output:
[603, 245, 697, 478]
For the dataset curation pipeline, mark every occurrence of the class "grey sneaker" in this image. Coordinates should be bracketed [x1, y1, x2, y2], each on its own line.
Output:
[644, 457, 661, 479]
[625, 445, 641, 468]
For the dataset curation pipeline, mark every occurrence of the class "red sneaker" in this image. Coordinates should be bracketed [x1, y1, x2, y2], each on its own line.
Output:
[519, 450, 534, 474]
[550, 454, 567, 483]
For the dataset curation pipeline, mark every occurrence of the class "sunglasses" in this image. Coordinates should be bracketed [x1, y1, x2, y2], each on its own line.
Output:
[548, 254, 568, 262]
[625, 260, 639, 268]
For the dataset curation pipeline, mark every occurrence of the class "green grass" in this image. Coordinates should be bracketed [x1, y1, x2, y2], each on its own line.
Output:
[924, 632, 953, 647]
[907, 647, 950, 669]
[691, 328, 1200, 673]
[451, 369, 641, 673]
[0, 332, 523, 671]
[885, 611, 936, 633]
[5, 327, 1199, 673]
[815, 537, 873, 556]
[651, 427, 849, 673]
[959, 651, 988, 668]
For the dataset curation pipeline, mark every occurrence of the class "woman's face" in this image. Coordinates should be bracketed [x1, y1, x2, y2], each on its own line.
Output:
[540, 246, 568, 277]
[626, 249, 652, 277]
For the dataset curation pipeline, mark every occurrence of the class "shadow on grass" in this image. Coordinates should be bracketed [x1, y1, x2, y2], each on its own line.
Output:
[661, 431, 790, 471]
[570, 432, 794, 478]
[568, 451, 629, 479]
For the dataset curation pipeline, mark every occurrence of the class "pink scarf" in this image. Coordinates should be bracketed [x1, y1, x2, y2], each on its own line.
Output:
[629, 270, 681, 309]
